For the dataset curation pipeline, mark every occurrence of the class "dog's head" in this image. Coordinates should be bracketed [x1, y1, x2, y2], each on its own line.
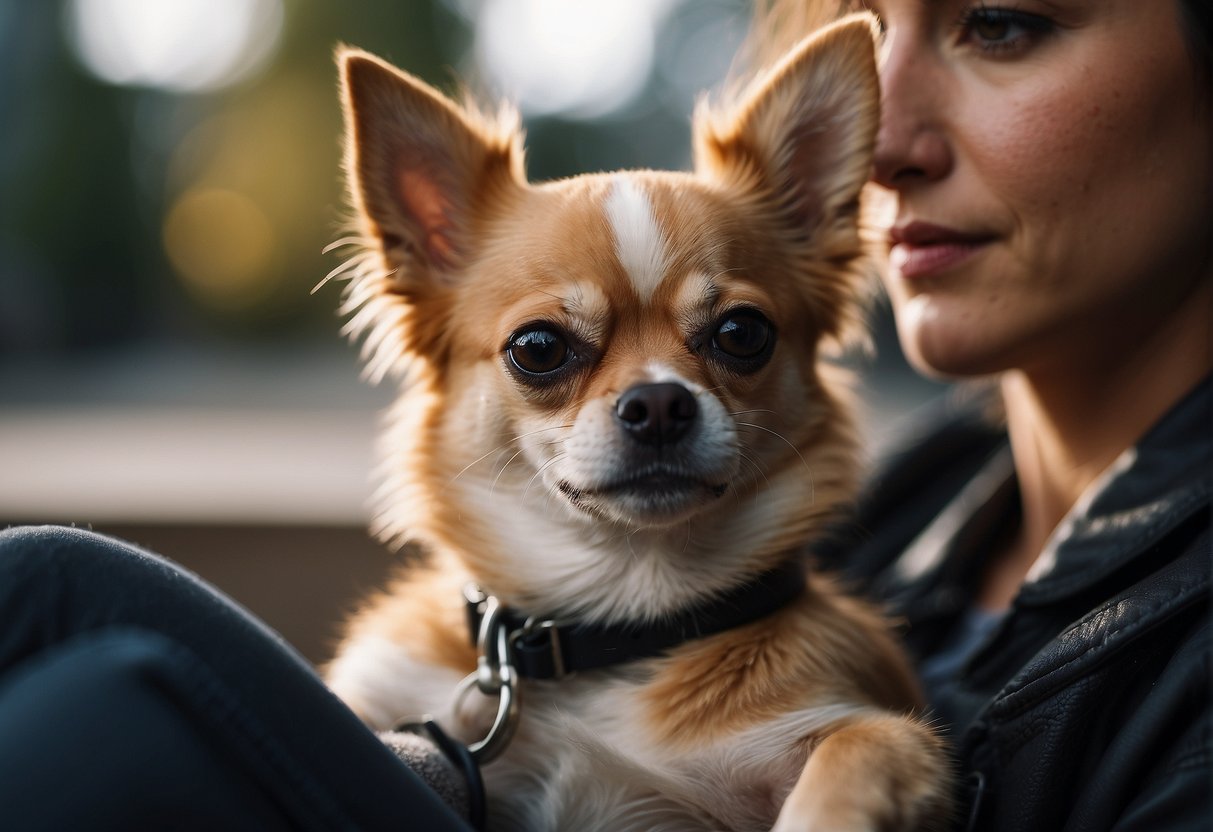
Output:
[334, 16, 880, 618]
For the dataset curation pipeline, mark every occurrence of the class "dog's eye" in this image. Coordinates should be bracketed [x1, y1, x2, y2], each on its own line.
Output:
[507, 328, 571, 376]
[712, 309, 773, 364]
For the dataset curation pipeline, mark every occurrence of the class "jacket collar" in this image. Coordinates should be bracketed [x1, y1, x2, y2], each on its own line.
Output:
[887, 376, 1210, 612]
[1016, 377, 1210, 606]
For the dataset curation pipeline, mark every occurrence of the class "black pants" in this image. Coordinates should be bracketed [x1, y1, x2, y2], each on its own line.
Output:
[0, 525, 469, 831]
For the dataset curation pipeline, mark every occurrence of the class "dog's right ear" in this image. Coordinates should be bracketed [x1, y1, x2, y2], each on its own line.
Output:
[339, 48, 526, 291]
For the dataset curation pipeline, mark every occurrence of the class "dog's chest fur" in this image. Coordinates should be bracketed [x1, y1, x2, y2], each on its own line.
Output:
[326, 569, 925, 831]
[459, 669, 859, 832]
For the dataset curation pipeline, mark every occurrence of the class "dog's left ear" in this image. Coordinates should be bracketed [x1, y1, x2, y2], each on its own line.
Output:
[693, 13, 880, 238]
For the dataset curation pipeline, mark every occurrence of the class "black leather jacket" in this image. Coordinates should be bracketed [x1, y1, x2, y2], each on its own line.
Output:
[817, 378, 1211, 831]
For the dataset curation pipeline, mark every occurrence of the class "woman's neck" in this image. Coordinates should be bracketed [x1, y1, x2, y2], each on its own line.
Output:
[981, 278, 1212, 610]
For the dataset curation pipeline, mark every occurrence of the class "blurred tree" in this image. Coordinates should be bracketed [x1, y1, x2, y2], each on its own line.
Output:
[0, 0, 471, 354]
[0, 2, 152, 352]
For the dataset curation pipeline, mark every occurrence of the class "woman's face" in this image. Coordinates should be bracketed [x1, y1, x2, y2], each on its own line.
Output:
[867, 0, 1212, 379]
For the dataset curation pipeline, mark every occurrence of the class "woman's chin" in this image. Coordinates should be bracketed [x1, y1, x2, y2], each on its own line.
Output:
[896, 296, 1012, 380]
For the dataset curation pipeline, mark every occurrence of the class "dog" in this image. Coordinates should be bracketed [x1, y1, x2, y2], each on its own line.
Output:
[324, 14, 952, 831]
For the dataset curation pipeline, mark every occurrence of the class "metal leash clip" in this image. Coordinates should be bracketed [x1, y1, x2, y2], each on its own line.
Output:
[456, 584, 522, 763]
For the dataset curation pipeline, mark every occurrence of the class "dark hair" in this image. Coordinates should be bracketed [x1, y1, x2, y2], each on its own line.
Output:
[1178, 0, 1213, 90]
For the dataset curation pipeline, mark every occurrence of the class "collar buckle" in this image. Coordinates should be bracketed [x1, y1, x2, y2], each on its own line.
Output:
[518, 617, 566, 679]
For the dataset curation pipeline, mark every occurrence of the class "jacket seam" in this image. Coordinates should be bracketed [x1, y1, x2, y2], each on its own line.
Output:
[1167, 748, 1211, 773]
[988, 574, 1209, 718]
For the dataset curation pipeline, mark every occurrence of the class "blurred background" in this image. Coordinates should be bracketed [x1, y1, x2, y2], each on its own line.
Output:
[0, 0, 942, 665]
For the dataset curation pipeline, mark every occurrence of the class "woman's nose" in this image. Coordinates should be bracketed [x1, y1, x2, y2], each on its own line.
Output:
[871, 32, 953, 189]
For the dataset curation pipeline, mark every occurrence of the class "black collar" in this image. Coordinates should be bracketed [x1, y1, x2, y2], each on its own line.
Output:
[464, 560, 807, 680]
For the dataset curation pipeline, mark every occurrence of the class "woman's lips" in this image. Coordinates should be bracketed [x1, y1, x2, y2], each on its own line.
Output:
[888, 221, 996, 279]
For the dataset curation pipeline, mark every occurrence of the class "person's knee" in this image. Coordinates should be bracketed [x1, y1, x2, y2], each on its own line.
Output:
[1, 525, 116, 590]
[0, 628, 294, 831]
[0, 523, 73, 552]
[0, 525, 168, 651]
[0, 524, 173, 586]
[0, 524, 120, 564]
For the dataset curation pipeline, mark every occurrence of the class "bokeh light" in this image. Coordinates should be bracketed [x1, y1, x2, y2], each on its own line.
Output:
[471, 0, 679, 118]
[65, 0, 284, 93]
[163, 187, 277, 311]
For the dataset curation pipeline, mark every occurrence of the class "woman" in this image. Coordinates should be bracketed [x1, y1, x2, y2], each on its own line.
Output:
[780, 0, 1211, 828]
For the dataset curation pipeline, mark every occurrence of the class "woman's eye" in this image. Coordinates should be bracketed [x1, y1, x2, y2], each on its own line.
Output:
[711, 309, 774, 368]
[972, 13, 1011, 42]
[960, 7, 1054, 54]
[507, 328, 571, 376]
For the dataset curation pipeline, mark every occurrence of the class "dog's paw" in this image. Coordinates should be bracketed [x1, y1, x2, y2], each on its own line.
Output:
[771, 805, 877, 832]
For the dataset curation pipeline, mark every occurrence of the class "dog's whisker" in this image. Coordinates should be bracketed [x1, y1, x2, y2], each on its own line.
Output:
[523, 453, 566, 505]
[505, 423, 575, 444]
[447, 439, 535, 489]
[490, 447, 530, 497]
[735, 420, 811, 473]
[736, 441, 771, 479]
[448, 424, 572, 487]
[737, 453, 772, 509]
[738, 451, 771, 491]
[450, 445, 514, 486]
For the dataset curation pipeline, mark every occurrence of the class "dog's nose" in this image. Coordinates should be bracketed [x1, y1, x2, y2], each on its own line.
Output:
[616, 383, 698, 447]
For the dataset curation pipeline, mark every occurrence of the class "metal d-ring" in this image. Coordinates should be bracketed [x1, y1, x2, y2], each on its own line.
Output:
[456, 591, 522, 763]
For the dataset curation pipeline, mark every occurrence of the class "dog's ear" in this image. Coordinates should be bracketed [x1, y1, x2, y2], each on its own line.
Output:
[692, 14, 880, 236]
[339, 48, 526, 289]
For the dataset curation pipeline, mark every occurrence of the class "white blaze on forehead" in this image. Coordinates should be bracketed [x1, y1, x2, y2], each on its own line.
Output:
[604, 176, 669, 302]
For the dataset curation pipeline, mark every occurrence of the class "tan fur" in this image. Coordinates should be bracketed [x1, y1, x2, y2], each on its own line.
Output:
[326, 14, 953, 831]
[339, 556, 476, 674]
[643, 573, 925, 750]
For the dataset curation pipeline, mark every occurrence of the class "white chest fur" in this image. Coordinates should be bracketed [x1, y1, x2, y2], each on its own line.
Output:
[455, 670, 866, 832]
[327, 617, 874, 831]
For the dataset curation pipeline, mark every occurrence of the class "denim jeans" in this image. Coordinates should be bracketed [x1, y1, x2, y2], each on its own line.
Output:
[0, 525, 469, 831]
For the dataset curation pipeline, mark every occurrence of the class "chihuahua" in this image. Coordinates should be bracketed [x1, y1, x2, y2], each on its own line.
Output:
[325, 14, 951, 831]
